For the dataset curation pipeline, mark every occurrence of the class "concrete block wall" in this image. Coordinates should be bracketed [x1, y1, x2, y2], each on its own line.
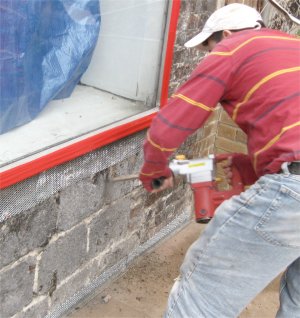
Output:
[0, 147, 192, 318]
[169, 0, 217, 92]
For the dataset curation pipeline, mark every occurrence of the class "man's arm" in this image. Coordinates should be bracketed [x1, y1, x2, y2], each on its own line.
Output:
[140, 53, 233, 191]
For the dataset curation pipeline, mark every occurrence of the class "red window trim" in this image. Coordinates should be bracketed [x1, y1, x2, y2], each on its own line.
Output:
[0, 0, 181, 190]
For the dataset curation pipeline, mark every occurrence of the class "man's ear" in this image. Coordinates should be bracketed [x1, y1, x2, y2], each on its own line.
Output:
[222, 30, 232, 38]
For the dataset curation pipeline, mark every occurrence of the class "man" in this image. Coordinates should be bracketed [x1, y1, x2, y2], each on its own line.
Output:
[139, 3, 300, 318]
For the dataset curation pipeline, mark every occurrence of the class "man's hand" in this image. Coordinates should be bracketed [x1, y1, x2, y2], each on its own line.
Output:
[151, 176, 174, 194]
[139, 165, 173, 192]
[220, 156, 234, 185]
[217, 153, 258, 186]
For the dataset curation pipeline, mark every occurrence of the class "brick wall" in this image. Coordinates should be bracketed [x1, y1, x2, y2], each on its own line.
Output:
[214, 0, 259, 161]
[169, 0, 260, 161]
[169, 0, 219, 161]
[169, 0, 217, 92]
[169, 0, 260, 189]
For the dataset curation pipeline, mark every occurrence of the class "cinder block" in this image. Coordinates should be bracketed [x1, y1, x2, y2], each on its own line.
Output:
[150, 191, 188, 234]
[0, 256, 35, 318]
[172, 48, 186, 65]
[51, 231, 139, 311]
[50, 260, 98, 309]
[113, 152, 143, 192]
[169, 0, 217, 92]
[57, 173, 106, 231]
[187, 13, 201, 30]
[128, 189, 148, 231]
[0, 198, 58, 268]
[13, 296, 49, 318]
[37, 224, 87, 295]
[103, 232, 140, 269]
[109, 153, 140, 177]
[88, 198, 131, 259]
[105, 154, 141, 204]
[104, 178, 139, 205]
[202, 0, 218, 12]
[105, 169, 141, 204]
[165, 183, 189, 208]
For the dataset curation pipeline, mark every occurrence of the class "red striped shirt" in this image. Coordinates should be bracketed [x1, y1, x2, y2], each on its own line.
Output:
[140, 28, 300, 188]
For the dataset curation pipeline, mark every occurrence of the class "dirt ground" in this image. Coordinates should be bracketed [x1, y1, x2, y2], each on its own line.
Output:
[68, 222, 280, 318]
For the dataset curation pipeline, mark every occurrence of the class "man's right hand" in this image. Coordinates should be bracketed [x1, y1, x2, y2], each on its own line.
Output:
[218, 153, 258, 186]
[220, 156, 234, 185]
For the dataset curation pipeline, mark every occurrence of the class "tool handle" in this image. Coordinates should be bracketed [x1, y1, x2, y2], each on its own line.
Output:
[111, 174, 139, 182]
[151, 177, 166, 189]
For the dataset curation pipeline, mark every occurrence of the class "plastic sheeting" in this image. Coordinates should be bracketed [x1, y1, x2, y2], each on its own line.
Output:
[0, 0, 100, 134]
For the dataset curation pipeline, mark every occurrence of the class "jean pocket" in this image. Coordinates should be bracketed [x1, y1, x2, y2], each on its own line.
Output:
[254, 185, 300, 248]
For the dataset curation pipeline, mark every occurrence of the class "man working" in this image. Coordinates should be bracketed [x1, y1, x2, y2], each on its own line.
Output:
[139, 3, 300, 317]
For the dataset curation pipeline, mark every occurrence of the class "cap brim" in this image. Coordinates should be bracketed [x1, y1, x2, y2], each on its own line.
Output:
[184, 31, 213, 48]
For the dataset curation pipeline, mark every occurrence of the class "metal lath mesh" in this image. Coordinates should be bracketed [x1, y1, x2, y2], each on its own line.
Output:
[45, 209, 191, 318]
[0, 131, 145, 222]
[0, 129, 193, 318]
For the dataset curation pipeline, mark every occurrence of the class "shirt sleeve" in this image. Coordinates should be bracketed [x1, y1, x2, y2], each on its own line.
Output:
[140, 51, 234, 191]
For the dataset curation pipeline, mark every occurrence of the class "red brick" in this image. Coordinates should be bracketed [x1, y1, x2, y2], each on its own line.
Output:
[217, 123, 237, 140]
[236, 129, 248, 144]
[215, 137, 247, 153]
[220, 110, 238, 127]
[203, 122, 218, 138]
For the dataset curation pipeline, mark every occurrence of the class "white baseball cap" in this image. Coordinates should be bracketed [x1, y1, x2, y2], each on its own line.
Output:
[184, 3, 263, 48]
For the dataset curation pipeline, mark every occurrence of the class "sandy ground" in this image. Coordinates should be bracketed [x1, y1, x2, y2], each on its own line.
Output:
[68, 222, 280, 318]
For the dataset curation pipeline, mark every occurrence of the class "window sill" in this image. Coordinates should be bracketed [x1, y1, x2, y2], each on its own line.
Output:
[0, 84, 150, 168]
[0, 86, 158, 189]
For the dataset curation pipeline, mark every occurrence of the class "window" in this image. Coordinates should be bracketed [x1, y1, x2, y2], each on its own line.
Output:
[82, 0, 168, 107]
[0, 0, 180, 188]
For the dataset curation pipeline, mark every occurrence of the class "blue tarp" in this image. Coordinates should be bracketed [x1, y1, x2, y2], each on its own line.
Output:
[0, 0, 100, 134]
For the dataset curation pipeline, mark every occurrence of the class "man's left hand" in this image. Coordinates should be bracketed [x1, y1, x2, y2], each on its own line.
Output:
[151, 176, 174, 194]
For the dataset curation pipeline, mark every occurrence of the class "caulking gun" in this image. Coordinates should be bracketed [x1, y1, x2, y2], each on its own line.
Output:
[152, 154, 245, 223]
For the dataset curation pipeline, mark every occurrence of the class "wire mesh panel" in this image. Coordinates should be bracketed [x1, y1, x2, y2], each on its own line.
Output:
[0, 131, 145, 222]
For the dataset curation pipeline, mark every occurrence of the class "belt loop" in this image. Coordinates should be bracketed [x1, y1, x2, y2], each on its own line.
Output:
[281, 162, 290, 175]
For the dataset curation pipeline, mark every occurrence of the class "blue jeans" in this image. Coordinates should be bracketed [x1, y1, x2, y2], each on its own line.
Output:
[164, 172, 300, 318]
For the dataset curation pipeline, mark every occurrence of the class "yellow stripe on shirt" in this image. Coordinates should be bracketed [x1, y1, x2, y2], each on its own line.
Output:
[253, 121, 300, 170]
[232, 66, 300, 121]
[172, 94, 213, 112]
[140, 170, 165, 177]
[211, 36, 300, 57]
[147, 131, 177, 152]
